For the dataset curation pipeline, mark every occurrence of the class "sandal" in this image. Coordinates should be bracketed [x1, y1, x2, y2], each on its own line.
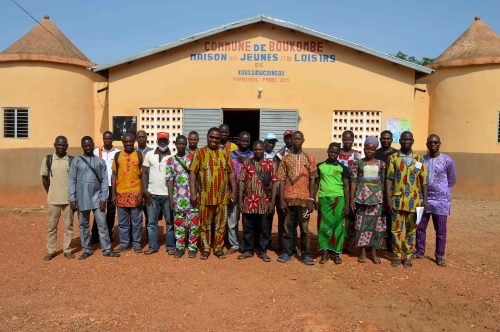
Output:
[403, 259, 413, 268]
[215, 251, 226, 259]
[436, 258, 446, 267]
[372, 256, 382, 264]
[319, 252, 329, 264]
[333, 255, 343, 265]
[200, 252, 209, 260]
[358, 256, 366, 263]
[391, 259, 401, 267]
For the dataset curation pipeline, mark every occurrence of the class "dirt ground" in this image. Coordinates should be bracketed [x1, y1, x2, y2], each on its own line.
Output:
[0, 197, 498, 331]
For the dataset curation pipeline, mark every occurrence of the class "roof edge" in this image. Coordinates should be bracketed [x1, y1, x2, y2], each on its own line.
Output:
[0, 53, 94, 68]
[93, 14, 433, 74]
[430, 56, 500, 69]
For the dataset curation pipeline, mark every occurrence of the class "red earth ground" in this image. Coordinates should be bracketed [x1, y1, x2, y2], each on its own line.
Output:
[0, 194, 498, 331]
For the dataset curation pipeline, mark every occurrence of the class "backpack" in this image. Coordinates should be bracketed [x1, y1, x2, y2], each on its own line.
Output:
[46, 154, 74, 185]
[113, 150, 143, 173]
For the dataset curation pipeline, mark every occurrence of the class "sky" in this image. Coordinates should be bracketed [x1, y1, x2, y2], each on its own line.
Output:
[1, 0, 499, 66]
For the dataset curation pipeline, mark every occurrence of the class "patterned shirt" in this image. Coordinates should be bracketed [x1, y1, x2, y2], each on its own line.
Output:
[424, 153, 456, 216]
[230, 149, 254, 182]
[338, 149, 362, 169]
[166, 154, 193, 212]
[386, 151, 428, 212]
[278, 152, 317, 207]
[189, 146, 234, 205]
[351, 159, 386, 205]
[112, 150, 143, 207]
[239, 158, 278, 214]
[220, 141, 238, 154]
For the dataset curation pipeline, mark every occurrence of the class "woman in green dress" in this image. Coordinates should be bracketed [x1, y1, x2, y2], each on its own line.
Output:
[316, 142, 350, 264]
[350, 136, 386, 263]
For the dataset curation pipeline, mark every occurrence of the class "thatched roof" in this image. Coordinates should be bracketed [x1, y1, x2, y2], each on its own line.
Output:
[430, 16, 500, 69]
[0, 15, 93, 68]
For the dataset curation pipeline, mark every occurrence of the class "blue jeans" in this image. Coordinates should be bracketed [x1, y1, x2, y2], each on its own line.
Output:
[146, 195, 174, 251]
[79, 209, 111, 255]
[118, 207, 142, 249]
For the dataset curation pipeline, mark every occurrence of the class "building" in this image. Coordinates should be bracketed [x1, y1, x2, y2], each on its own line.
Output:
[0, 15, 498, 200]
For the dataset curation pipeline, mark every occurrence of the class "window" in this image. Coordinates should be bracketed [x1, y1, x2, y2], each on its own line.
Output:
[3, 108, 29, 138]
[332, 111, 381, 150]
[139, 108, 183, 153]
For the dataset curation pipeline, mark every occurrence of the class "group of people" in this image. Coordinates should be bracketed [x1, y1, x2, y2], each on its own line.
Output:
[41, 124, 456, 268]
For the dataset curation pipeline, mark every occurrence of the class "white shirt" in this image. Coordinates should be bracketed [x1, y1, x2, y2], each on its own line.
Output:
[94, 146, 120, 187]
[143, 149, 169, 195]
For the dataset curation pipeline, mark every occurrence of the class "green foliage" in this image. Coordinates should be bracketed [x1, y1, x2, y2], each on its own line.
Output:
[394, 51, 434, 66]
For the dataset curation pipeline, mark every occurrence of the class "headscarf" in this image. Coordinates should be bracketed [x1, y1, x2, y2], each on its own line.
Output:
[364, 135, 379, 148]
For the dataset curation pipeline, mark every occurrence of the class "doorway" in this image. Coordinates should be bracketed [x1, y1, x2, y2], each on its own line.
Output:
[222, 109, 260, 145]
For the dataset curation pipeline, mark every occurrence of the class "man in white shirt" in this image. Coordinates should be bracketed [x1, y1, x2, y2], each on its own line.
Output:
[92, 131, 119, 243]
[142, 132, 175, 255]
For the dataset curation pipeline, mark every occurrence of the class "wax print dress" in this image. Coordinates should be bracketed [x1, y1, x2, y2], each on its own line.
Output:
[317, 160, 350, 254]
[351, 159, 386, 249]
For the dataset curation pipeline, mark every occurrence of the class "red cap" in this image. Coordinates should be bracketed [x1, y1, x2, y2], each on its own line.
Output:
[157, 132, 169, 139]
[283, 130, 294, 137]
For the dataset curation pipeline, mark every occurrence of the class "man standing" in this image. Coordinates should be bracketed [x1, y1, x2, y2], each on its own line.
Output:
[167, 135, 200, 258]
[227, 131, 253, 254]
[189, 127, 237, 260]
[91, 130, 119, 244]
[375, 130, 397, 251]
[69, 136, 120, 259]
[142, 132, 175, 255]
[112, 132, 144, 253]
[272, 130, 297, 252]
[40, 136, 74, 260]
[263, 133, 278, 160]
[416, 134, 456, 267]
[219, 124, 238, 153]
[136, 130, 154, 155]
[187, 131, 199, 156]
[386, 131, 428, 268]
[277, 131, 317, 265]
[238, 140, 278, 262]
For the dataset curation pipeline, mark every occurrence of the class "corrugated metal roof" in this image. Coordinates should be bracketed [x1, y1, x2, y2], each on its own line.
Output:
[93, 14, 433, 74]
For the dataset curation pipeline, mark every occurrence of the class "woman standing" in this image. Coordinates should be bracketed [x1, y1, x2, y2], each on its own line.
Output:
[316, 143, 350, 264]
[350, 136, 386, 263]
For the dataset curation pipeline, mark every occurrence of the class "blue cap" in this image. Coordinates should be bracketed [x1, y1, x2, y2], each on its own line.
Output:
[264, 133, 278, 142]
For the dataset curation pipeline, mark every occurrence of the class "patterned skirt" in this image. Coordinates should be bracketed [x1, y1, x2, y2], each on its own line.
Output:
[318, 196, 346, 254]
[354, 203, 386, 249]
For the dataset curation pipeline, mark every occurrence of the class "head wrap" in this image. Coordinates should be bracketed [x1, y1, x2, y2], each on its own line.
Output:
[364, 135, 379, 148]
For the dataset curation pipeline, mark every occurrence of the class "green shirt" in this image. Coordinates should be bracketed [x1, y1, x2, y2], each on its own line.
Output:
[317, 161, 349, 198]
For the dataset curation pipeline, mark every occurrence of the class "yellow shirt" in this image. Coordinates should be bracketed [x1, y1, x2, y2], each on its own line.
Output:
[112, 150, 143, 207]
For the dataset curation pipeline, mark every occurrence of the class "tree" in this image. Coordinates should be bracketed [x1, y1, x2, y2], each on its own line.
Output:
[394, 51, 434, 66]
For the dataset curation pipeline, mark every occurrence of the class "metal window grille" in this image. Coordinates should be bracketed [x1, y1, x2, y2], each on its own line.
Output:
[332, 111, 381, 150]
[139, 108, 183, 153]
[3, 108, 29, 139]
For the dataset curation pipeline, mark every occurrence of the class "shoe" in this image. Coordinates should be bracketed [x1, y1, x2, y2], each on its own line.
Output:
[167, 249, 176, 256]
[143, 249, 158, 255]
[333, 255, 343, 265]
[277, 253, 291, 263]
[200, 252, 209, 260]
[436, 257, 446, 267]
[227, 247, 239, 255]
[258, 253, 271, 262]
[403, 259, 413, 268]
[103, 251, 120, 258]
[43, 253, 57, 261]
[237, 252, 254, 260]
[116, 246, 129, 253]
[175, 250, 185, 259]
[302, 256, 315, 266]
[133, 247, 143, 254]
[215, 251, 226, 259]
[319, 252, 329, 264]
[391, 259, 402, 267]
[79, 252, 92, 260]
[415, 254, 424, 259]
[64, 252, 75, 259]
[188, 250, 197, 258]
